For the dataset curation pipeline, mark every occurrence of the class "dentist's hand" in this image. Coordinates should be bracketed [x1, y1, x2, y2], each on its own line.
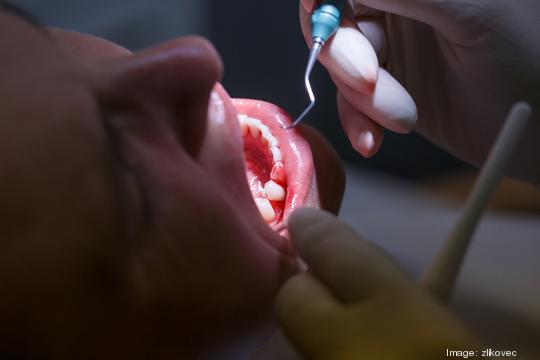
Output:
[300, 0, 540, 183]
[276, 208, 478, 359]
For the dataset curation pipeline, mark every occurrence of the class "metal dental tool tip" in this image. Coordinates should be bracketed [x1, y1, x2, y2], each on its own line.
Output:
[287, 0, 345, 130]
[287, 40, 322, 129]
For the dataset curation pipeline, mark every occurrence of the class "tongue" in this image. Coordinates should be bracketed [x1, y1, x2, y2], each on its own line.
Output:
[232, 99, 317, 227]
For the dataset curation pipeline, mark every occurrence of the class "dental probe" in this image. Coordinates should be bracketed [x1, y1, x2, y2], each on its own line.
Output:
[287, 0, 345, 129]
[420, 102, 532, 303]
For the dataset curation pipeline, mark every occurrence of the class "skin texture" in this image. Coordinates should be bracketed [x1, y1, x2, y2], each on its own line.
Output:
[0, 11, 344, 359]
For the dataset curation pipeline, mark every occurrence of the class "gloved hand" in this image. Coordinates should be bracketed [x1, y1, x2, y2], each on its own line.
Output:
[276, 208, 478, 360]
[300, 0, 540, 183]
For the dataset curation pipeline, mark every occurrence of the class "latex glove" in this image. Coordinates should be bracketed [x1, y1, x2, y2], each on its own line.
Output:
[276, 208, 478, 360]
[300, 0, 540, 183]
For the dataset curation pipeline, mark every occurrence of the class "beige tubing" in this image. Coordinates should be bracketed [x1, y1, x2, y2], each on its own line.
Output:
[420, 102, 532, 303]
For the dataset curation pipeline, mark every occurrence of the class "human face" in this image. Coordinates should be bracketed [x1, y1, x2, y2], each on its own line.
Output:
[0, 8, 344, 359]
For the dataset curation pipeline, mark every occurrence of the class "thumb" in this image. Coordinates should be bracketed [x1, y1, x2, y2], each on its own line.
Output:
[275, 274, 340, 344]
[287, 208, 412, 303]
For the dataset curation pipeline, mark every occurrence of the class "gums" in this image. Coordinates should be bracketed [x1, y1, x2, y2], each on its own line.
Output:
[233, 99, 317, 231]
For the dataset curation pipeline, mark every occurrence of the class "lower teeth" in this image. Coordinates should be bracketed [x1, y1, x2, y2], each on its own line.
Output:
[263, 180, 286, 201]
[254, 197, 276, 222]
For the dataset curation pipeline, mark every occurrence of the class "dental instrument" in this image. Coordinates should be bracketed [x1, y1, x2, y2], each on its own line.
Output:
[420, 102, 532, 303]
[287, 0, 345, 129]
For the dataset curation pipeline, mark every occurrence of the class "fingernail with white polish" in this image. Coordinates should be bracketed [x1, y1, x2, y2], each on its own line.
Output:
[355, 131, 375, 157]
[329, 25, 379, 95]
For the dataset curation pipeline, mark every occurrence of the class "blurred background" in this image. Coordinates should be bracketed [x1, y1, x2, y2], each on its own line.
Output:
[11, 0, 540, 357]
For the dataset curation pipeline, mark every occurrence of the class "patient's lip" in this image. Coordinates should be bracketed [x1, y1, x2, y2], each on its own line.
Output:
[232, 99, 316, 228]
[199, 85, 317, 250]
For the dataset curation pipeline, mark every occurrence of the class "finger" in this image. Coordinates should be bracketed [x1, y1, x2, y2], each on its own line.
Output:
[288, 208, 412, 303]
[333, 68, 417, 133]
[301, 2, 385, 19]
[354, 17, 388, 64]
[301, 2, 387, 58]
[300, 0, 315, 12]
[357, 0, 463, 38]
[300, 5, 379, 94]
[337, 91, 383, 157]
[275, 273, 339, 351]
[347, 2, 388, 61]
[349, 2, 384, 17]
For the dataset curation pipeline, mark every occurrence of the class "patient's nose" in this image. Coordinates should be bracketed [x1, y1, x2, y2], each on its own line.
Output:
[98, 36, 223, 157]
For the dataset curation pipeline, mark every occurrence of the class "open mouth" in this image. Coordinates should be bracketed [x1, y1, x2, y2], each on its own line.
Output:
[233, 99, 317, 232]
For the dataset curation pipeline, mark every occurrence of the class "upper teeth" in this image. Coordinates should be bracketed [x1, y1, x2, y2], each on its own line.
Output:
[238, 115, 282, 163]
[270, 161, 286, 183]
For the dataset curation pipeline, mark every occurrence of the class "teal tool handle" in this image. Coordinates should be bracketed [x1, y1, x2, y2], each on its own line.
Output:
[311, 0, 345, 42]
